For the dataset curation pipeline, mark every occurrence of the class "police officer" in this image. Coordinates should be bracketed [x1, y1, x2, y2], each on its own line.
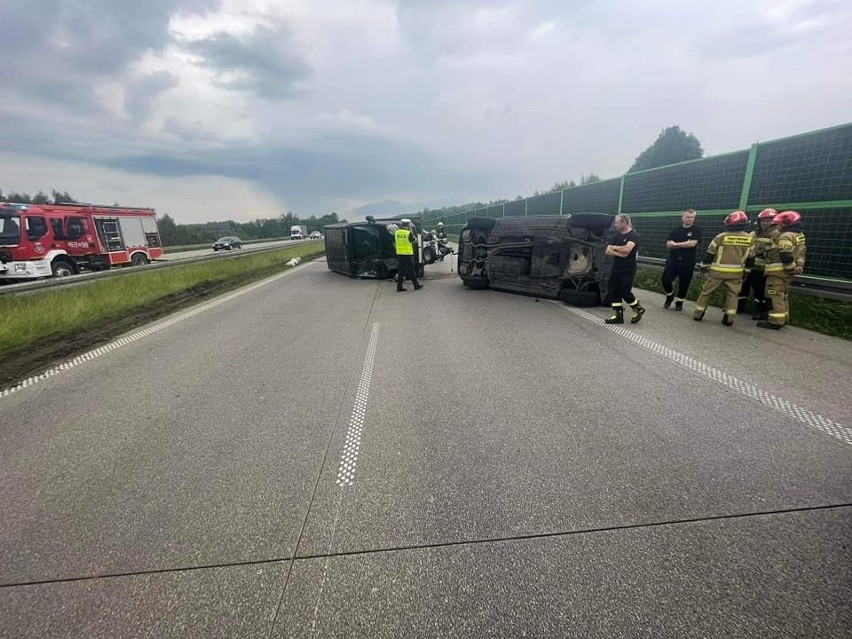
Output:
[757, 210, 805, 330]
[693, 210, 755, 326]
[435, 222, 447, 240]
[394, 219, 423, 292]
[737, 208, 776, 319]
[662, 208, 703, 311]
[604, 214, 645, 324]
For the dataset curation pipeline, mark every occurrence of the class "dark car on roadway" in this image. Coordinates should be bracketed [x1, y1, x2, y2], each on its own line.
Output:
[457, 214, 616, 306]
[324, 216, 425, 279]
[213, 236, 243, 251]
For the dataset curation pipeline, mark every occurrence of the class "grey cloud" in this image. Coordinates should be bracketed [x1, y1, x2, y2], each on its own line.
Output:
[185, 24, 311, 99]
[125, 71, 180, 121]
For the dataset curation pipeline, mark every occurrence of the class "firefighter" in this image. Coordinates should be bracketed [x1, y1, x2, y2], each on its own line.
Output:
[757, 210, 805, 330]
[737, 208, 777, 319]
[435, 222, 447, 240]
[693, 210, 755, 326]
[394, 219, 423, 292]
[604, 214, 645, 324]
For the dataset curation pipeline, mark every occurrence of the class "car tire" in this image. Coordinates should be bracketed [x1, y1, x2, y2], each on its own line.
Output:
[558, 287, 600, 307]
[51, 258, 76, 277]
[566, 213, 614, 231]
[130, 252, 149, 267]
[462, 276, 489, 290]
[423, 246, 436, 265]
[465, 217, 496, 231]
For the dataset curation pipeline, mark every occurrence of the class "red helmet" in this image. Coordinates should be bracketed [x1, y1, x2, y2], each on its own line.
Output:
[724, 210, 748, 227]
[774, 210, 802, 228]
[757, 208, 777, 220]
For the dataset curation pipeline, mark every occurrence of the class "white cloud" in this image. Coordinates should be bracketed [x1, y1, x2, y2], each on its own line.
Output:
[0, 0, 850, 219]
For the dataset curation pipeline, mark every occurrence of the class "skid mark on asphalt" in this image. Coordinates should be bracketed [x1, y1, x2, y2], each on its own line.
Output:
[336, 323, 380, 486]
[0, 263, 314, 401]
[561, 305, 852, 447]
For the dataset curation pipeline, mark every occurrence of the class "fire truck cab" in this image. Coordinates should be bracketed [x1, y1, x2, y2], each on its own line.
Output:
[0, 203, 164, 280]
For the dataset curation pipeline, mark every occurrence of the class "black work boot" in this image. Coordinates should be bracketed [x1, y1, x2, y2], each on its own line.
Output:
[630, 303, 645, 324]
[721, 314, 734, 327]
[674, 299, 684, 311]
[756, 321, 782, 330]
[605, 306, 624, 324]
[693, 308, 705, 321]
[663, 293, 674, 309]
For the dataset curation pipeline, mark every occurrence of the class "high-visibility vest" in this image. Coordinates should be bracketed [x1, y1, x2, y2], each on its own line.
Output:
[395, 229, 414, 255]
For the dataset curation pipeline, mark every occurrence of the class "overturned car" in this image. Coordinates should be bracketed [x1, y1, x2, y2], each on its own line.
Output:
[324, 216, 425, 279]
[457, 214, 615, 306]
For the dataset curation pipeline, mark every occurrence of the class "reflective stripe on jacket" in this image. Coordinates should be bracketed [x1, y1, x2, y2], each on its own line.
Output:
[706, 231, 755, 276]
[764, 230, 805, 275]
[395, 228, 414, 255]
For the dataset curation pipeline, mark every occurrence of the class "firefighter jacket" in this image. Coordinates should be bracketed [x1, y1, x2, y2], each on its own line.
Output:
[752, 227, 775, 271]
[395, 228, 415, 255]
[700, 230, 755, 279]
[764, 228, 806, 278]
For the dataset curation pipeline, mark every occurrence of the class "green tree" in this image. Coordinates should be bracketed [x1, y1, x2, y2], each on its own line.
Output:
[580, 173, 602, 185]
[157, 213, 179, 246]
[629, 125, 704, 172]
[51, 190, 77, 204]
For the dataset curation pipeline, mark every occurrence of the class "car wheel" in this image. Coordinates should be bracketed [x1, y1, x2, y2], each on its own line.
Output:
[51, 258, 76, 277]
[558, 288, 600, 307]
[423, 246, 436, 264]
[130, 253, 148, 267]
[462, 276, 489, 290]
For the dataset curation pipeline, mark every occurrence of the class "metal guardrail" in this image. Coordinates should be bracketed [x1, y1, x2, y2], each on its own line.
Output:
[636, 256, 852, 302]
[0, 241, 323, 297]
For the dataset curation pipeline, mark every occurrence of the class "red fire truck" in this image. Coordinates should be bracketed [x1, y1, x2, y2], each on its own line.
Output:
[0, 202, 164, 280]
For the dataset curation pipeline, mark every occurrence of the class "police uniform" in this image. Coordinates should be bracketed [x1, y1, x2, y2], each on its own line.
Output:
[605, 229, 645, 324]
[395, 227, 422, 292]
[759, 225, 805, 328]
[662, 223, 703, 310]
[693, 227, 755, 325]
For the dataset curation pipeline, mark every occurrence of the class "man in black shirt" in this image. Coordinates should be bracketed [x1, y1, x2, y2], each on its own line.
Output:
[662, 209, 703, 311]
[604, 214, 645, 324]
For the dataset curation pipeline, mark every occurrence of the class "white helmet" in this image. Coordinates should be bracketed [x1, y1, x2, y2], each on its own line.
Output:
[437, 222, 444, 227]
[400, 218, 411, 226]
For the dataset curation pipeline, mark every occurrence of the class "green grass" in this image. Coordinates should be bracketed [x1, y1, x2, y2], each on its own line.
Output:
[633, 267, 852, 339]
[0, 243, 325, 358]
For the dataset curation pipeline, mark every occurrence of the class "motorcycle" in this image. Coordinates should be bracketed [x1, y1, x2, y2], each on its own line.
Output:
[422, 231, 455, 265]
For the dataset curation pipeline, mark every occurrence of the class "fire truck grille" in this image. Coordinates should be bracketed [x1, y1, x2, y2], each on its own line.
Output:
[0, 251, 12, 263]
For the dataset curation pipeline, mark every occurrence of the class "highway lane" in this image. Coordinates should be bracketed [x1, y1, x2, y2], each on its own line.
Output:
[159, 238, 306, 262]
[1, 259, 850, 637]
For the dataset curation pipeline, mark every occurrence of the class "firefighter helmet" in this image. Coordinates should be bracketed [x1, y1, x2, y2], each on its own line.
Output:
[757, 208, 777, 220]
[437, 222, 444, 227]
[774, 210, 802, 228]
[724, 210, 748, 228]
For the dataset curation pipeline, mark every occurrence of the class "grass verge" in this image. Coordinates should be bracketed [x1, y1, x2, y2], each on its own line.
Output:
[0, 244, 325, 387]
[633, 267, 852, 340]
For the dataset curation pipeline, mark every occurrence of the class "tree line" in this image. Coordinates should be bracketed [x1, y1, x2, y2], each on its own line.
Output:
[3, 125, 704, 242]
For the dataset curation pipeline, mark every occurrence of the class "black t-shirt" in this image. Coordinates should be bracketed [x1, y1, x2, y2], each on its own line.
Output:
[612, 229, 639, 273]
[666, 225, 703, 262]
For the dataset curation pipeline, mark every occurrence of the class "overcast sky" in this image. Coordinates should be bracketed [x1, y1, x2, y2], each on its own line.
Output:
[1, 0, 850, 223]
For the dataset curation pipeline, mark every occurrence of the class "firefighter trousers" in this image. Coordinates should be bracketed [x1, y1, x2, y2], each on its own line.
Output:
[764, 274, 791, 326]
[695, 274, 740, 317]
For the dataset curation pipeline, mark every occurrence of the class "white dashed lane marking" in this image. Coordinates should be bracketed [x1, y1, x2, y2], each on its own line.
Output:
[1, 263, 313, 400]
[336, 323, 380, 486]
[562, 306, 852, 447]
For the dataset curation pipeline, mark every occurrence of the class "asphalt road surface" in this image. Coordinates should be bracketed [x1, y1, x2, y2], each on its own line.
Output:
[2, 256, 850, 638]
